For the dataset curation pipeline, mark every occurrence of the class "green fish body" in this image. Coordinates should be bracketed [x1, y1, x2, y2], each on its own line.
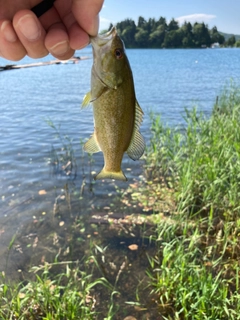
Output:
[82, 27, 145, 181]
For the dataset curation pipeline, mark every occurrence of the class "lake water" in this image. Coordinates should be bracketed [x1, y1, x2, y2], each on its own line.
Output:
[0, 47, 240, 276]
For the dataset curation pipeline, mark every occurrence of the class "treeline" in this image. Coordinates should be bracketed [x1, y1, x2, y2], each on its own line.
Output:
[107, 16, 240, 48]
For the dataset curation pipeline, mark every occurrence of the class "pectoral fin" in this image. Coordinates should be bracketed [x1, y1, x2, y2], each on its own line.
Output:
[82, 86, 108, 109]
[83, 134, 101, 153]
[82, 91, 92, 109]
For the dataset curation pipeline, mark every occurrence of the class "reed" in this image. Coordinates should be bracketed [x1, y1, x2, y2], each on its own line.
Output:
[140, 82, 240, 319]
[0, 259, 115, 320]
[145, 82, 240, 218]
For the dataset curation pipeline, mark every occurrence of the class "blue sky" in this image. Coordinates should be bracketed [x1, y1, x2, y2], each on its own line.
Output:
[100, 0, 240, 35]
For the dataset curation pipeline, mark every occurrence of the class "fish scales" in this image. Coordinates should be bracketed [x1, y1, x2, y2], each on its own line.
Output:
[94, 81, 135, 172]
[82, 27, 145, 181]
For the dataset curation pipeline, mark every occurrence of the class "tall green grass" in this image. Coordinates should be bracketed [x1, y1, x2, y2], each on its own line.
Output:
[139, 83, 240, 319]
[146, 219, 240, 319]
[0, 260, 115, 320]
[145, 83, 240, 218]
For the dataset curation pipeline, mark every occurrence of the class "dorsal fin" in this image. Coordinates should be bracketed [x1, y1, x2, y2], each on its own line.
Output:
[134, 100, 144, 129]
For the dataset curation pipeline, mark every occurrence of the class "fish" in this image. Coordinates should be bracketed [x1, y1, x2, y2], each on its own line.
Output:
[82, 27, 145, 181]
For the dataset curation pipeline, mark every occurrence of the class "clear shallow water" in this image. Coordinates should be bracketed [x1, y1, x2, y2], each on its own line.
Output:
[0, 48, 240, 266]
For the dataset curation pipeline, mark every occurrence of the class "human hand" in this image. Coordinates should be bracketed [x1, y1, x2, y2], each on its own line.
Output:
[0, 0, 104, 61]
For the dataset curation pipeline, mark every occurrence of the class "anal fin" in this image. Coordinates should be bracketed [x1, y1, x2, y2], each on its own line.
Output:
[127, 130, 145, 160]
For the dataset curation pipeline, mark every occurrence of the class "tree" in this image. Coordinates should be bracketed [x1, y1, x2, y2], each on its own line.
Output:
[181, 22, 194, 47]
[182, 35, 193, 48]
[121, 24, 136, 47]
[158, 17, 167, 26]
[235, 40, 240, 48]
[182, 21, 193, 34]
[135, 28, 149, 47]
[163, 29, 183, 48]
[149, 25, 166, 48]
[148, 18, 157, 33]
[210, 26, 225, 45]
[227, 35, 236, 47]
[111, 16, 226, 49]
[137, 16, 146, 29]
[116, 19, 135, 34]
[193, 22, 211, 47]
[168, 18, 179, 32]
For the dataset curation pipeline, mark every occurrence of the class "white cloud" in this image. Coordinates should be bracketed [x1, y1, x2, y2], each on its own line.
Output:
[175, 14, 216, 25]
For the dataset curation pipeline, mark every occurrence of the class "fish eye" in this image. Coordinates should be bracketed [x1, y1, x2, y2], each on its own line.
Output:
[114, 48, 123, 59]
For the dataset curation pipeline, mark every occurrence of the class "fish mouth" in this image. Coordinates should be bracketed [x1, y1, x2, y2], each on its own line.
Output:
[90, 27, 117, 47]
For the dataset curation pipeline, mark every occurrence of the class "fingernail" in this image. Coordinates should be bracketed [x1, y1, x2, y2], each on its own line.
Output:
[17, 14, 41, 40]
[50, 40, 70, 56]
[1, 21, 17, 42]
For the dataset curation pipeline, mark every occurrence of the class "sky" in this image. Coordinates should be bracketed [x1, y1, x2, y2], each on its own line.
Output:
[99, 0, 240, 35]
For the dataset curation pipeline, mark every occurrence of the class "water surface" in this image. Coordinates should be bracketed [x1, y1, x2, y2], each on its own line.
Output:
[0, 47, 239, 274]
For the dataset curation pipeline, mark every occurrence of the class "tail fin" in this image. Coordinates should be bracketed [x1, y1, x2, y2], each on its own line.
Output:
[95, 168, 127, 181]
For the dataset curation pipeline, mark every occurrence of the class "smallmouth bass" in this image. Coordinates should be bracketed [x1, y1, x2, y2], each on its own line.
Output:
[82, 27, 145, 181]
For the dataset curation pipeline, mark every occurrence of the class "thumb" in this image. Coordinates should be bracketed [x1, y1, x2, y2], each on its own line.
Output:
[72, 0, 103, 36]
